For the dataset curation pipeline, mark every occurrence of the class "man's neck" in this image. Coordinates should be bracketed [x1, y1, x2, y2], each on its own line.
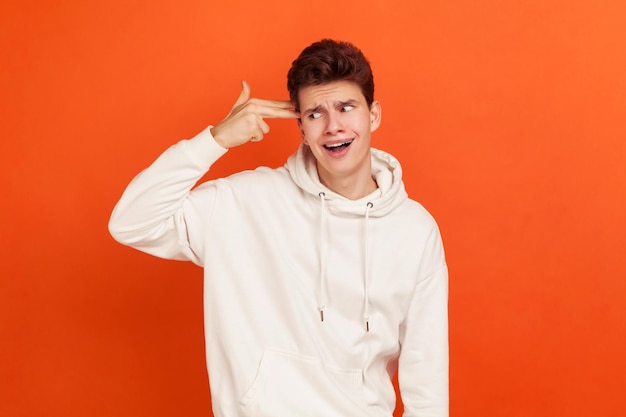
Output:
[318, 169, 378, 200]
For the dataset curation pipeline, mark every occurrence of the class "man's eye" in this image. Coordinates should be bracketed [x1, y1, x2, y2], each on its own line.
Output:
[341, 105, 354, 112]
[309, 112, 321, 119]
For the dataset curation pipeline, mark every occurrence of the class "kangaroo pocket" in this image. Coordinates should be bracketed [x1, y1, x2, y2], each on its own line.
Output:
[240, 348, 373, 417]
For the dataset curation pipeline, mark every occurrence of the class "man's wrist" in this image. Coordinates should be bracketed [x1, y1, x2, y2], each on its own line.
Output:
[209, 126, 229, 149]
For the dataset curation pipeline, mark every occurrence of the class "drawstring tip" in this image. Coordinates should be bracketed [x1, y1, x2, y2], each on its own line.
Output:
[365, 321, 370, 332]
[320, 310, 324, 322]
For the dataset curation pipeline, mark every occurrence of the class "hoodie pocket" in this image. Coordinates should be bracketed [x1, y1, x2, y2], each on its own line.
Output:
[240, 348, 372, 417]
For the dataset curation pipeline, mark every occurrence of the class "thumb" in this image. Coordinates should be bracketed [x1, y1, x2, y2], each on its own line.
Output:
[232, 80, 251, 108]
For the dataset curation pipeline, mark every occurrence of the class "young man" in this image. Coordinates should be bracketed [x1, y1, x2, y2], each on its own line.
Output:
[109, 39, 448, 417]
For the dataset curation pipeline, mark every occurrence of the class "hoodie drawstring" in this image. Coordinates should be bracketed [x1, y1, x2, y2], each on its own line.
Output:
[318, 192, 327, 322]
[317, 192, 373, 332]
[364, 202, 373, 332]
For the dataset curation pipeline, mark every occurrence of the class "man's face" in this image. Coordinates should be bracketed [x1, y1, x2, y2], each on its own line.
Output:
[298, 80, 381, 193]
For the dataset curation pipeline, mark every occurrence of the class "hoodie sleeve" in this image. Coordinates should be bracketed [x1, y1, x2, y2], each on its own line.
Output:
[108, 127, 227, 266]
[398, 227, 449, 417]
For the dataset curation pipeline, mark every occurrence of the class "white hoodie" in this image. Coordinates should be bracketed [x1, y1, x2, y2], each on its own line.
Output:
[109, 127, 448, 417]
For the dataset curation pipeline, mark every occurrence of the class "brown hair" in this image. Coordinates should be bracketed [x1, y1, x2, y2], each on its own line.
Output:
[287, 39, 375, 111]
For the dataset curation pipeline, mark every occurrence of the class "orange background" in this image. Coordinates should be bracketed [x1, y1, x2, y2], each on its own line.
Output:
[1, 1, 625, 416]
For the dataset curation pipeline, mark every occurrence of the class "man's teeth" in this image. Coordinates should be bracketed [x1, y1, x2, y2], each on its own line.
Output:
[324, 140, 353, 149]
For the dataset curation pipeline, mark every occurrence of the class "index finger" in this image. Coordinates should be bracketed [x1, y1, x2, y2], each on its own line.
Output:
[249, 99, 299, 119]
[259, 106, 300, 119]
[250, 98, 295, 109]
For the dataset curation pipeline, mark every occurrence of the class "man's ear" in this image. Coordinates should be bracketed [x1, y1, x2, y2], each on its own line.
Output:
[370, 100, 382, 132]
[298, 119, 308, 144]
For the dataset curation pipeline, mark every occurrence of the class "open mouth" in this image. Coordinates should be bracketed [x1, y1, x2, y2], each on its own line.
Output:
[323, 139, 354, 152]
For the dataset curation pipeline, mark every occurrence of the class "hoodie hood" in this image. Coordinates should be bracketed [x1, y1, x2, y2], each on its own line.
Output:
[285, 143, 408, 216]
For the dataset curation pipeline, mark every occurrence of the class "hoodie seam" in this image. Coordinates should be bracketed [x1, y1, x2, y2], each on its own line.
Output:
[416, 263, 448, 287]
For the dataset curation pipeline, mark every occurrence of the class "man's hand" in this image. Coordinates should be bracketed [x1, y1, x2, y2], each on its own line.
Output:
[210, 81, 299, 149]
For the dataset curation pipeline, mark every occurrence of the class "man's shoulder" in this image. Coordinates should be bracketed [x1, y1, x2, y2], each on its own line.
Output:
[215, 165, 295, 193]
[227, 164, 289, 180]
[384, 197, 441, 238]
[398, 196, 438, 221]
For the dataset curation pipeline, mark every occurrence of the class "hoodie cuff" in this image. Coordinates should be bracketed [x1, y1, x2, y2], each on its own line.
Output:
[182, 126, 229, 169]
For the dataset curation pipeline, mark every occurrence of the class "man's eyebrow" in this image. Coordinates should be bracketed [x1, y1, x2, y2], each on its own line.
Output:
[337, 99, 359, 107]
[302, 105, 324, 115]
[303, 99, 359, 115]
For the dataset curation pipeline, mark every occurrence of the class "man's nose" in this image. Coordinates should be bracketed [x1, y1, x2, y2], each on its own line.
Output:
[324, 112, 345, 135]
